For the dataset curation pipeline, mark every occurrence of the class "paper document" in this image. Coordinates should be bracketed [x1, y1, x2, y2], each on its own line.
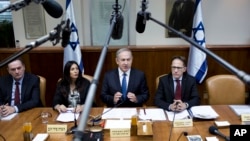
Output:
[104, 119, 131, 129]
[139, 108, 166, 120]
[1, 113, 17, 120]
[190, 105, 219, 119]
[101, 108, 137, 119]
[32, 133, 49, 141]
[165, 110, 191, 121]
[229, 105, 250, 116]
[56, 108, 79, 122]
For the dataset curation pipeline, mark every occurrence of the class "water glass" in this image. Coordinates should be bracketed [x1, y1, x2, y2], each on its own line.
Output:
[41, 112, 49, 124]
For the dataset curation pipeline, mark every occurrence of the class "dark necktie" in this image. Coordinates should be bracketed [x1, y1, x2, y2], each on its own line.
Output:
[121, 73, 127, 100]
[15, 81, 20, 105]
[175, 80, 181, 100]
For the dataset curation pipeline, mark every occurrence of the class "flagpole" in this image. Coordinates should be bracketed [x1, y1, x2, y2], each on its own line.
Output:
[140, 12, 250, 86]
[72, 6, 118, 141]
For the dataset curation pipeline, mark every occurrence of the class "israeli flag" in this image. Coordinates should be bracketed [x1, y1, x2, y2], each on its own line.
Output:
[63, 0, 84, 73]
[187, 0, 207, 84]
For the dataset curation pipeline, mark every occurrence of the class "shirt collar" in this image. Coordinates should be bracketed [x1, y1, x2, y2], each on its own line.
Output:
[118, 68, 131, 77]
[13, 75, 24, 85]
[173, 76, 183, 81]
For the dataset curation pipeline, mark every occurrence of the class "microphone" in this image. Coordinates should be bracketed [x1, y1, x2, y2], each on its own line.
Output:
[67, 92, 80, 134]
[110, 0, 124, 40]
[6, 0, 63, 18]
[177, 131, 188, 141]
[168, 102, 180, 141]
[33, 0, 63, 18]
[89, 98, 124, 124]
[209, 126, 230, 141]
[135, 0, 150, 33]
[61, 19, 71, 47]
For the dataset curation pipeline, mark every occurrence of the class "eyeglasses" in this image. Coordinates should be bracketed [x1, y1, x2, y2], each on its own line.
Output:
[171, 66, 184, 70]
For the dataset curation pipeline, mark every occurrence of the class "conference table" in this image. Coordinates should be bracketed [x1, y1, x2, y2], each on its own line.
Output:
[0, 105, 242, 141]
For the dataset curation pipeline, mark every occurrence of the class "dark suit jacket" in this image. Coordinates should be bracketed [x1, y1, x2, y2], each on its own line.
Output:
[154, 73, 200, 110]
[0, 72, 42, 112]
[101, 68, 149, 107]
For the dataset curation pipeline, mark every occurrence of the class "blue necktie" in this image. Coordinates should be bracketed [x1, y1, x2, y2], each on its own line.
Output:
[121, 73, 127, 100]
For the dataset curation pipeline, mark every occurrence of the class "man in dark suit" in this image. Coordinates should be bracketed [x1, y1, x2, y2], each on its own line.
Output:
[101, 48, 149, 107]
[154, 56, 200, 111]
[0, 58, 42, 117]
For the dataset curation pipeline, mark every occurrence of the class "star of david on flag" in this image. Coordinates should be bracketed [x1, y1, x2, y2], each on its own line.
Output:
[187, 0, 207, 84]
[63, 0, 84, 73]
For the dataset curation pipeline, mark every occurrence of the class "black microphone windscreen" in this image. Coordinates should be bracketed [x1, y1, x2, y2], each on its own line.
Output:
[209, 126, 218, 134]
[111, 14, 124, 40]
[136, 11, 146, 33]
[42, 0, 63, 18]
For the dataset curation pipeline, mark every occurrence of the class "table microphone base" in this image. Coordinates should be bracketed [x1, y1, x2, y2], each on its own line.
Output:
[66, 126, 78, 134]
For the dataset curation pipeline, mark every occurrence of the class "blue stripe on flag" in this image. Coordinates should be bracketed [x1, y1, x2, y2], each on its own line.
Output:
[187, 0, 208, 84]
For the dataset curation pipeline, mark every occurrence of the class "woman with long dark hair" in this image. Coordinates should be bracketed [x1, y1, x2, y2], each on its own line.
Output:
[53, 61, 91, 113]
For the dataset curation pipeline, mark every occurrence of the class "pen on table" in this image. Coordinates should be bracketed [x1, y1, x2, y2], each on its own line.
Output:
[143, 108, 146, 115]
[33, 114, 40, 120]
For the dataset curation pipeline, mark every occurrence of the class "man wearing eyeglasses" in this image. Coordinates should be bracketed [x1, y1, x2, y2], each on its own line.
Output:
[154, 56, 200, 111]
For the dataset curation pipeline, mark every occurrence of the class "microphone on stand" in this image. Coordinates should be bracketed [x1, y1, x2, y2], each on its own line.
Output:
[0, 0, 63, 18]
[209, 126, 230, 141]
[61, 19, 71, 47]
[110, 0, 124, 40]
[135, 0, 150, 33]
[168, 102, 180, 141]
[89, 98, 124, 124]
[33, 0, 63, 18]
[66, 92, 80, 134]
[177, 131, 188, 141]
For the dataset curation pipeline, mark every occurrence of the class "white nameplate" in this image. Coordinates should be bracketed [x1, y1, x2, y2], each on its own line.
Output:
[47, 124, 67, 133]
[241, 114, 250, 121]
[173, 119, 193, 127]
[110, 128, 131, 137]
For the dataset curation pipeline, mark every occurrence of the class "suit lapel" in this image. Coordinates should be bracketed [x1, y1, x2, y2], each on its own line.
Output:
[127, 69, 134, 92]
[181, 74, 186, 98]
[6, 76, 13, 104]
[167, 74, 175, 98]
[114, 69, 122, 91]
[21, 74, 27, 102]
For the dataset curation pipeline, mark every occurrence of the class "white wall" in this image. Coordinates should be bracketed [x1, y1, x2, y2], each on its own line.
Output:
[11, 0, 250, 47]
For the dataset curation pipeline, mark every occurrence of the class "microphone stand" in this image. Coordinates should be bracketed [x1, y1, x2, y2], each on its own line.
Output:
[0, 20, 66, 68]
[168, 103, 179, 141]
[0, 0, 31, 13]
[138, 5, 250, 86]
[73, 1, 120, 141]
[66, 99, 78, 134]
[89, 99, 124, 124]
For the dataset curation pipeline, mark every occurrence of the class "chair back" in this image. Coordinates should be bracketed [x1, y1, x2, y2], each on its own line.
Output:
[156, 74, 168, 89]
[37, 75, 46, 107]
[205, 74, 246, 105]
